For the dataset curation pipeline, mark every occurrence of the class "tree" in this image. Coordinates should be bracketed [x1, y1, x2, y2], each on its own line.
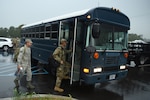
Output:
[128, 33, 143, 42]
[0, 24, 24, 38]
[8, 26, 15, 37]
[0, 27, 8, 37]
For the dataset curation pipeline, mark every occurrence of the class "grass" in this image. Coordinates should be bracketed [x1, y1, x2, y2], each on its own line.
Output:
[13, 88, 73, 100]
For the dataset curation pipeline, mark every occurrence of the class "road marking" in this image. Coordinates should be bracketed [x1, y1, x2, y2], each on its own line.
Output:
[0, 68, 16, 74]
[0, 63, 16, 68]
[0, 73, 15, 76]
[0, 65, 16, 70]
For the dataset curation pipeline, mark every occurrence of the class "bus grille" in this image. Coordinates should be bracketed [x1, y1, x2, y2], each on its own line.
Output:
[103, 66, 119, 72]
[105, 56, 118, 64]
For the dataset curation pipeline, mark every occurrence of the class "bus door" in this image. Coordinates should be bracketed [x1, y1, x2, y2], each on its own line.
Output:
[60, 18, 82, 84]
[71, 20, 83, 84]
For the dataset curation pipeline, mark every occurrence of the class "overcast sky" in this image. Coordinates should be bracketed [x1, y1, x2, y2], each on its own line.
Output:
[0, 0, 150, 38]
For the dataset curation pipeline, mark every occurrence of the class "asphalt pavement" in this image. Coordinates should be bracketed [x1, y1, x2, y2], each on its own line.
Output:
[0, 50, 150, 100]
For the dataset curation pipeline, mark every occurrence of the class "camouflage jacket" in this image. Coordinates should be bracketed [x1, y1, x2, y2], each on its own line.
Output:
[17, 45, 31, 67]
[53, 46, 72, 63]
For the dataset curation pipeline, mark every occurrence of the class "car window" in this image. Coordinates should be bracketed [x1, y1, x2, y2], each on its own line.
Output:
[0, 39, 7, 42]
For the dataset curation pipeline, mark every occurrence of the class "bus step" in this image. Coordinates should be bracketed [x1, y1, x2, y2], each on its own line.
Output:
[31, 66, 49, 75]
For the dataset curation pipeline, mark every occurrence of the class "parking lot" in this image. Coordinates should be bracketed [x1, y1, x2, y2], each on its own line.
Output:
[0, 50, 150, 100]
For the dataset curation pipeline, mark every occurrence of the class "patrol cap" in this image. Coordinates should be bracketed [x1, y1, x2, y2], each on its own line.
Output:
[60, 38, 67, 44]
[25, 39, 33, 43]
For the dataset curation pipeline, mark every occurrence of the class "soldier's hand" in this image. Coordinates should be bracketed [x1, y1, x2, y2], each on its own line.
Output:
[17, 66, 21, 70]
[60, 61, 64, 64]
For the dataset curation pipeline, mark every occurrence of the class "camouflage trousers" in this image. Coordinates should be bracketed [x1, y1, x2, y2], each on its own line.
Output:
[55, 61, 71, 87]
[15, 66, 32, 82]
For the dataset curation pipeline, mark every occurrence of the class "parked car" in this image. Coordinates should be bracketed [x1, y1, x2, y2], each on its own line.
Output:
[0, 37, 13, 51]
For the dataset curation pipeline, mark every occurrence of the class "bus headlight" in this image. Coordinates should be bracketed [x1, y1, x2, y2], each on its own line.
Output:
[120, 65, 126, 70]
[93, 67, 102, 73]
[83, 68, 90, 74]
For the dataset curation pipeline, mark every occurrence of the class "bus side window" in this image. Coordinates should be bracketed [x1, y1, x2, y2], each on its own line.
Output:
[40, 26, 45, 39]
[51, 33, 58, 39]
[51, 23, 59, 40]
[36, 34, 39, 38]
[36, 27, 39, 32]
[40, 33, 44, 38]
[29, 34, 31, 38]
[45, 33, 50, 39]
[45, 25, 51, 39]
[40, 26, 44, 32]
[32, 34, 35, 38]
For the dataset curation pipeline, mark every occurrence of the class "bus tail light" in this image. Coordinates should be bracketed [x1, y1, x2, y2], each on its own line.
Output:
[124, 52, 128, 58]
[83, 68, 90, 74]
[93, 52, 99, 59]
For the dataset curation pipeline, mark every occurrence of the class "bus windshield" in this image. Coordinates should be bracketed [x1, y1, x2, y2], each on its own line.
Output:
[86, 23, 128, 50]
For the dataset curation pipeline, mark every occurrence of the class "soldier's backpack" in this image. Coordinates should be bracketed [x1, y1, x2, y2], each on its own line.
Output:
[13, 46, 26, 63]
[48, 55, 60, 76]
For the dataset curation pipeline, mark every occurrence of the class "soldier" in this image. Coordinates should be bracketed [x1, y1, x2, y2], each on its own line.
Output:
[14, 39, 35, 89]
[12, 37, 20, 50]
[53, 38, 72, 92]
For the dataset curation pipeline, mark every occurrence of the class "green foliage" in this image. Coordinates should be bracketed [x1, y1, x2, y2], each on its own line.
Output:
[0, 24, 24, 38]
[128, 33, 143, 42]
[13, 88, 72, 100]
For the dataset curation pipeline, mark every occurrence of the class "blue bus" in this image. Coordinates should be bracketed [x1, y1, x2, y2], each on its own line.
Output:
[21, 7, 130, 85]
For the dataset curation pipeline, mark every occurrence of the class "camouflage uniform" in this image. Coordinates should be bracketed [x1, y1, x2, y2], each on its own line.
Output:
[12, 38, 20, 50]
[14, 39, 34, 89]
[53, 45, 72, 89]
[16, 45, 32, 81]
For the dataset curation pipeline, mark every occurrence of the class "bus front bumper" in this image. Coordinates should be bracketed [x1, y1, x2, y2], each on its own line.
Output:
[82, 69, 128, 85]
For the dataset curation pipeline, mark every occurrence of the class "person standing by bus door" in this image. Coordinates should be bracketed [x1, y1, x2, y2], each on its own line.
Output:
[14, 39, 35, 89]
[53, 38, 72, 92]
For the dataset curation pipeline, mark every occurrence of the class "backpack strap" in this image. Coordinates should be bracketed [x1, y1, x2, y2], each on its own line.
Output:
[21, 46, 26, 60]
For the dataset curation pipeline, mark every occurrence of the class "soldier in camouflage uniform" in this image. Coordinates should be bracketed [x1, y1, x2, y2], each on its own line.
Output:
[53, 39, 72, 92]
[14, 39, 35, 89]
[12, 37, 20, 50]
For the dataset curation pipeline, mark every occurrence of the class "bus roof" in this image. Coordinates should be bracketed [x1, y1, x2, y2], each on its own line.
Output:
[22, 7, 130, 29]
[22, 8, 91, 28]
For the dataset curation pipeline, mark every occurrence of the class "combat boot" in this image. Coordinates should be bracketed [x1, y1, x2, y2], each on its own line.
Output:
[26, 81, 35, 89]
[14, 79, 19, 88]
[54, 86, 64, 92]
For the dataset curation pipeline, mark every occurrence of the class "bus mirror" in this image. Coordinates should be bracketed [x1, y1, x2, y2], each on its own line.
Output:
[92, 23, 101, 38]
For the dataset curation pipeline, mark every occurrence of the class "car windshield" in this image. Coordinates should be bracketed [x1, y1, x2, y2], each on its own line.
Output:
[86, 23, 128, 50]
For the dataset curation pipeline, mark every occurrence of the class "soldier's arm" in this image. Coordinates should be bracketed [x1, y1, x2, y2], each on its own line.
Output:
[17, 47, 24, 67]
[65, 49, 72, 54]
[53, 47, 62, 63]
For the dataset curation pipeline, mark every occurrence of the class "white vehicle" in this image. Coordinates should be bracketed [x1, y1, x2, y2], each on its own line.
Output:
[0, 37, 13, 51]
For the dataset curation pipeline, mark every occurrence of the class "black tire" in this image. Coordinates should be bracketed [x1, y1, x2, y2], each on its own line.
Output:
[134, 56, 140, 67]
[3, 45, 9, 51]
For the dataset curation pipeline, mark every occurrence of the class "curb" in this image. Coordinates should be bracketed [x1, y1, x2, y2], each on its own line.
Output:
[0, 94, 77, 100]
